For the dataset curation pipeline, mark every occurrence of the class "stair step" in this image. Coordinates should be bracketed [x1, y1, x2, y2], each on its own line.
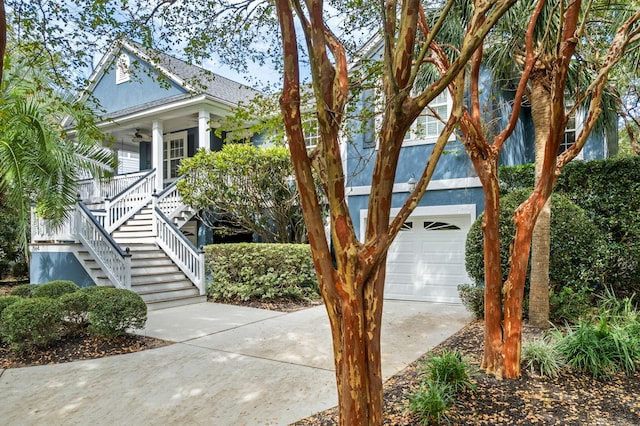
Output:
[131, 272, 189, 285]
[112, 230, 155, 238]
[71, 194, 204, 309]
[138, 287, 201, 302]
[131, 264, 180, 275]
[113, 236, 156, 244]
[131, 280, 194, 293]
[130, 258, 175, 267]
[117, 223, 153, 232]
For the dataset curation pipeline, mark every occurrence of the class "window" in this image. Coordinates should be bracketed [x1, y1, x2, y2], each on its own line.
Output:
[559, 110, 576, 155]
[163, 131, 187, 180]
[424, 221, 460, 231]
[373, 89, 452, 149]
[400, 222, 413, 231]
[115, 54, 131, 84]
[303, 117, 319, 148]
[405, 91, 450, 142]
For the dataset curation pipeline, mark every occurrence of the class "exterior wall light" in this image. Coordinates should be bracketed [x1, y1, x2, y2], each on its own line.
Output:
[407, 175, 417, 192]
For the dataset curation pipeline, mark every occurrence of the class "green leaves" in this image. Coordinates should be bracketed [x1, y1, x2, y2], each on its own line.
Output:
[0, 52, 116, 255]
[178, 144, 307, 243]
[204, 243, 319, 302]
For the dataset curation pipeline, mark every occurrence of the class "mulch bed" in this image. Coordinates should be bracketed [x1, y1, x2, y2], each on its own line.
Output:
[0, 333, 169, 369]
[294, 321, 640, 425]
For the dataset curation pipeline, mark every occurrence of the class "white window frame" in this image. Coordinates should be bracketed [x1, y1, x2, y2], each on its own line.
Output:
[375, 89, 454, 149]
[560, 104, 584, 160]
[163, 131, 188, 181]
[403, 91, 453, 146]
[115, 53, 131, 84]
[303, 116, 319, 149]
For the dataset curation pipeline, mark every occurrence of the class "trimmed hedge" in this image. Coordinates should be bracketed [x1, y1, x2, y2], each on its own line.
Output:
[0, 296, 22, 317]
[59, 291, 90, 334]
[32, 280, 80, 299]
[204, 243, 319, 302]
[10, 283, 38, 298]
[84, 287, 147, 338]
[466, 189, 607, 294]
[499, 156, 640, 296]
[0, 297, 63, 350]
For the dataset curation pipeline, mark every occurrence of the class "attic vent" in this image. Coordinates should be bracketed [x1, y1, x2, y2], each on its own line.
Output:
[116, 53, 131, 84]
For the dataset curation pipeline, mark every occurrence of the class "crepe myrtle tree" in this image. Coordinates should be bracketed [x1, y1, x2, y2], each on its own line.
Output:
[427, 0, 640, 378]
[272, 1, 521, 423]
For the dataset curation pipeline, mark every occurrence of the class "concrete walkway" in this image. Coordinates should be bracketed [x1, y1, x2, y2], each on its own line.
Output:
[0, 301, 470, 425]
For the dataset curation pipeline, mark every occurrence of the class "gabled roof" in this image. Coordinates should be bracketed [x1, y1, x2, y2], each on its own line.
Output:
[81, 38, 259, 109]
[121, 40, 260, 106]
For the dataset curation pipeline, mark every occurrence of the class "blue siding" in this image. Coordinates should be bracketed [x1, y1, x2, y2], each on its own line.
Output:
[30, 252, 95, 288]
[347, 139, 477, 188]
[91, 52, 187, 114]
[348, 187, 484, 240]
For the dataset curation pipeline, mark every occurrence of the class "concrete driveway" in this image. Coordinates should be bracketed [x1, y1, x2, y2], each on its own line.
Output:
[0, 301, 470, 425]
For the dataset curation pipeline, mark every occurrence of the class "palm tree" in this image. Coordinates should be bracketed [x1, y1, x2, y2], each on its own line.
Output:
[483, 1, 635, 328]
[0, 53, 117, 257]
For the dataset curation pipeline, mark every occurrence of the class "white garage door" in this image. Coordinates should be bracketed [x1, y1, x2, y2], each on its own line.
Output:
[385, 214, 472, 303]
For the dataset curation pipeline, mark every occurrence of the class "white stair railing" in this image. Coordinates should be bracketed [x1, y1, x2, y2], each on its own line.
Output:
[155, 178, 195, 222]
[75, 202, 132, 289]
[104, 169, 156, 232]
[77, 170, 154, 202]
[153, 206, 205, 295]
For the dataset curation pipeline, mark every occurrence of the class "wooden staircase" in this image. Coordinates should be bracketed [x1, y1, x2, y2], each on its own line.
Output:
[32, 170, 206, 310]
[114, 207, 204, 310]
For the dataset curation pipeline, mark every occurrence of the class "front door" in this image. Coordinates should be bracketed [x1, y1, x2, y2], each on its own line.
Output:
[163, 131, 188, 184]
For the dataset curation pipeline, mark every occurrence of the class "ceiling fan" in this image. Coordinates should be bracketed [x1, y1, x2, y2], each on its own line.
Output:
[131, 128, 151, 143]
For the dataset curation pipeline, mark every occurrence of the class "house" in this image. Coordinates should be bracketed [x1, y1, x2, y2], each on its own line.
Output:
[343, 39, 618, 304]
[29, 39, 260, 309]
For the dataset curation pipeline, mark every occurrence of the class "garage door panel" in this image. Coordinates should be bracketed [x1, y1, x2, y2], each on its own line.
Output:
[385, 214, 472, 304]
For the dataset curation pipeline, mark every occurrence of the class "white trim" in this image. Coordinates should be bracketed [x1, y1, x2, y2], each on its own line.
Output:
[346, 177, 481, 196]
[163, 130, 188, 181]
[152, 120, 164, 192]
[198, 110, 211, 151]
[360, 204, 476, 240]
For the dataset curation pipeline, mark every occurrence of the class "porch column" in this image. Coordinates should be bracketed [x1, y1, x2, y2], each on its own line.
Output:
[198, 110, 211, 151]
[152, 120, 164, 192]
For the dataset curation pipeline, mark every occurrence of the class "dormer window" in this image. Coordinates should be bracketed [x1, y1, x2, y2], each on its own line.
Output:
[115, 53, 130, 84]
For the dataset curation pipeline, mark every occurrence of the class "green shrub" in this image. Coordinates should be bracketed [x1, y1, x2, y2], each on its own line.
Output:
[11, 261, 28, 278]
[465, 189, 607, 305]
[549, 286, 596, 324]
[10, 283, 38, 298]
[500, 157, 640, 297]
[0, 296, 22, 318]
[522, 337, 565, 377]
[0, 297, 62, 351]
[421, 350, 476, 393]
[408, 381, 454, 426]
[59, 291, 90, 335]
[457, 284, 484, 320]
[32, 280, 80, 299]
[409, 350, 475, 425]
[205, 243, 319, 302]
[556, 315, 640, 378]
[85, 287, 147, 338]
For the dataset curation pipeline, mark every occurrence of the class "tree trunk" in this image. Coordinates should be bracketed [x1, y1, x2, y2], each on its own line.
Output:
[529, 198, 550, 328]
[326, 264, 385, 425]
[528, 75, 552, 329]
[477, 162, 506, 378]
